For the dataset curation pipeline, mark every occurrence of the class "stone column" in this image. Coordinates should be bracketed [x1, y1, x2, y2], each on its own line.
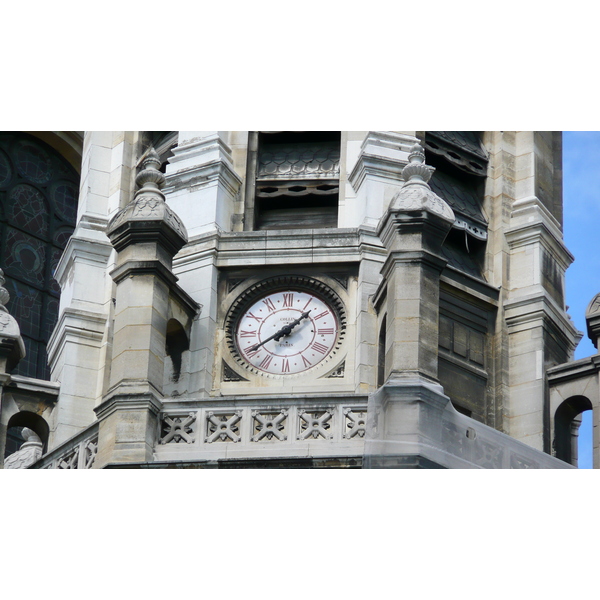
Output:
[346, 132, 416, 395]
[503, 132, 580, 452]
[47, 132, 136, 448]
[364, 144, 455, 467]
[163, 131, 242, 238]
[96, 149, 189, 466]
[163, 132, 243, 396]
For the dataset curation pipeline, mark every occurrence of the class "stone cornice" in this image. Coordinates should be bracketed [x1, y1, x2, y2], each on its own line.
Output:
[504, 290, 582, 348]
[506, 196, 574, 270]
[177, 228, 377, 269]
[53, 233, 113, 288]
[109, 260, 200, 318]
[46, 307, 109, 366]
[95, 389, 163, 421]
[164, 158, 242, 196]
[547, 355, 599, 384]
[348, 131, 417, 192]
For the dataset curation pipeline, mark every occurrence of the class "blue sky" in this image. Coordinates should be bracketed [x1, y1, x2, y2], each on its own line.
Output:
[563, 132, 600, 468]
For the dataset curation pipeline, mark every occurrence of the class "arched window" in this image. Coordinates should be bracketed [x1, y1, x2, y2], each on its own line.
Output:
[4, 410, 50, 458]
[554, 395, 593, 466]
[0, 133, 79, 379]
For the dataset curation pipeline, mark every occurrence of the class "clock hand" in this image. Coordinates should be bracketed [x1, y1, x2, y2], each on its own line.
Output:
[247, 310, 311, 353]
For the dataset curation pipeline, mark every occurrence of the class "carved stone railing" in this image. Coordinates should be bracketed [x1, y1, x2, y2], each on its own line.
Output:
[154, 394, 368, 462]
[31, 422, 99, 469]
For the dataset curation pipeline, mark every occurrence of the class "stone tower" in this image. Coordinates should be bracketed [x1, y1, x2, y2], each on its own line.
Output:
[0, 131, 582, 469]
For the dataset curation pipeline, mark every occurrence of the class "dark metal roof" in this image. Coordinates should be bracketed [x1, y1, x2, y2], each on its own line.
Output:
[441, 242, 485, 280]
[425, 131, 488, 177]
[257, 140, 340, 181]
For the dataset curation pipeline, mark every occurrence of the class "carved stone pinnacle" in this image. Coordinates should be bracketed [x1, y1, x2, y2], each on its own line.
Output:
[401, 143, 435, 186]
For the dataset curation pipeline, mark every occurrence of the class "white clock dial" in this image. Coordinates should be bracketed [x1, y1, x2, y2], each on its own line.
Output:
[235, 289, 339, 375]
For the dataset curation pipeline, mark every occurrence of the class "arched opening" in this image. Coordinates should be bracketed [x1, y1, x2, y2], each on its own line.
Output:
[554, 396, 593, 466]
[165, 319, 189, 384]
[377, 315, 386, 388]
[4, 410, 49, 459]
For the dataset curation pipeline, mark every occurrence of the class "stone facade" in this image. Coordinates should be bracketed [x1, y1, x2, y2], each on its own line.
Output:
[0, 131, 586, 469]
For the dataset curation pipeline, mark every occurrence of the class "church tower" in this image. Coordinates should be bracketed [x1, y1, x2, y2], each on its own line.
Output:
[0, 131, 581, 468]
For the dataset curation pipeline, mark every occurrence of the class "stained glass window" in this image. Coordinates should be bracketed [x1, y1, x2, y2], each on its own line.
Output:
[0, 133, 79, 379]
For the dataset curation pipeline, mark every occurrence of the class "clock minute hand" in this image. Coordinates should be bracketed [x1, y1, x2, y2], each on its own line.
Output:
[247, 310, 311, 353]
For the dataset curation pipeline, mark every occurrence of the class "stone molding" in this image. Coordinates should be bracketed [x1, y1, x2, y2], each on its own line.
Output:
[505, 196, 574, 285]
[95, 390, 163, 422]
[164, 133, 242, 196]
[172, 227, 386, 272]
[53, 234, 114, 288]
[46, 307, 108, 369]
[348, 131, 417, 192]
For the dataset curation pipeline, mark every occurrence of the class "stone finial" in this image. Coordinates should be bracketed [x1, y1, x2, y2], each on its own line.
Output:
[401, 143, 435, 186]
[585, 292, 600, 349]
[135, 148, 166, 193]
[0, 269, 26, 374]
[4, 428, 43, 469]
[388, 143, 454, 222]
[106, 147, 188, 256]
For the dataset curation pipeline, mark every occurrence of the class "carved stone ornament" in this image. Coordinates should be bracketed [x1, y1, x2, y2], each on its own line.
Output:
[205, 411, 242, 443]
[160, 413, 196, 444]
[4, 428, 43, 469]
[106, 147, 188, 253]
[0, 269, 20, 337]
[297, 409, 333, 440]
[252, 410, 288, 442]
[585, 293, 600, 317]
[0, 268, 26, 372]
[389, 143, 455, 222]
[343, 408, 367, 439]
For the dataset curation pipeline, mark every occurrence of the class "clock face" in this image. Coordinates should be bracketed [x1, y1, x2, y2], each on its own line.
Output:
[234, 289, 339, 375]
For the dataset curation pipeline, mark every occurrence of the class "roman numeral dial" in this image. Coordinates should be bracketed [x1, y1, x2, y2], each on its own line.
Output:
[233, 286, 341, 376]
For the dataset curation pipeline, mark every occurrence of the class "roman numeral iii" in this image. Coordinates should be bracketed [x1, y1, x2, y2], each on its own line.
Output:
[311, 342, 328, 354]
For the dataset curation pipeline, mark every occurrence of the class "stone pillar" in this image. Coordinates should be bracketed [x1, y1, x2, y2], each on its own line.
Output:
[163, 131, 243, 238]
[503, 132, 580, 452]
[364, 144, 455, 467]
[96, 148, 189, 466]
[47, 132, 136, 448]
[163, 132, 243, 396]
[346, 132, 416, 395]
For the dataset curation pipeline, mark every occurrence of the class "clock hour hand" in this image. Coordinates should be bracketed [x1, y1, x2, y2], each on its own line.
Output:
[247, 310, 311, 353]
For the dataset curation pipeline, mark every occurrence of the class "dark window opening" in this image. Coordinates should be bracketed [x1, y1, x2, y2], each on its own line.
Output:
[4, 411, 49, 458]
[0, 132, 79, 379]
[554, 396, 593, 467]
[452, 403, 472, 418]
[377, 315, 387, 387]
[165, 319, 189, 383]
[253, 131, 340, 231]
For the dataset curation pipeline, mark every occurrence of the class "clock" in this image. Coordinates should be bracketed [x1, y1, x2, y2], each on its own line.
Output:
[225, 276, 346, 377]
